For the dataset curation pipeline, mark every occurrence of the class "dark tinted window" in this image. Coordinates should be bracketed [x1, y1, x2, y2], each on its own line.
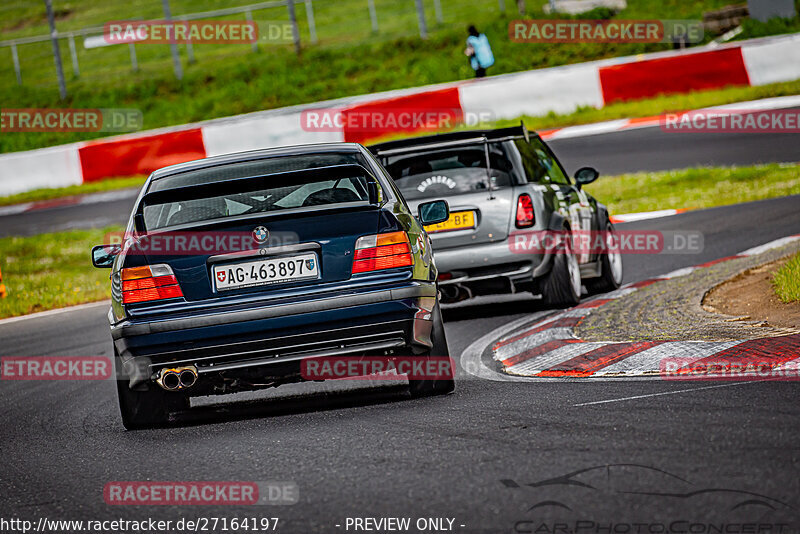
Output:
[514, 140, 547, 183]
[515, 139, 571, 185]
[381, 143, 514, 201]
[149, 153, 365, 192]
[142, 157, 376, 230]
[530, 138, 570, 185]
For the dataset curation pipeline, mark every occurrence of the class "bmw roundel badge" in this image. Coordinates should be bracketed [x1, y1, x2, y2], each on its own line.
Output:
[252, 226, 269, 244]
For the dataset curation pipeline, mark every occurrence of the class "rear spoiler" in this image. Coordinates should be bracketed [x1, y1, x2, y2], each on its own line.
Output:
[369, 122, 531, 157]
[135, 164, 382, 231]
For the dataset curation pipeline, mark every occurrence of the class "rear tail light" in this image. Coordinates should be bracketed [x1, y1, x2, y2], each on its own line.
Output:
[352, 231, 413, 274]
[515, 194, 535, 228]
[121, 264, 183, 304]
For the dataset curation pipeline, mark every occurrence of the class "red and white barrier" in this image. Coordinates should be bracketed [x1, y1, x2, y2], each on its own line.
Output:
[1, 145, 83, 196]
[1, 33, 799, 196]
[597, 47, 751, 103]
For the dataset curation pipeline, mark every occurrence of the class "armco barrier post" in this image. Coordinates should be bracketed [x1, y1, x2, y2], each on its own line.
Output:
[287, 0, 302, 54]
[415, 0, 428, 39]
[368, 0, 379, 33]
[0, 266, 7, 298]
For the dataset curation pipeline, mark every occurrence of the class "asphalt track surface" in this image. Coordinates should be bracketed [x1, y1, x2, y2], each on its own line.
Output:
[2, 195, 800, 532]
[2, 115, 799, 238]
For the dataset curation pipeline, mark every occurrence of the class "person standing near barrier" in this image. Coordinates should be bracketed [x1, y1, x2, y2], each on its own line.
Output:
[465, 25, 494, 78]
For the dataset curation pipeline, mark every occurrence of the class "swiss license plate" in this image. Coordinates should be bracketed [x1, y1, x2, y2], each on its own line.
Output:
[424, 210, 477, 234]
[213, 252, 319, 291]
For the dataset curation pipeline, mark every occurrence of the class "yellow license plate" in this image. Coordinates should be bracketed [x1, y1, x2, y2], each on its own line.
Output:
[424, 210, 476, 234]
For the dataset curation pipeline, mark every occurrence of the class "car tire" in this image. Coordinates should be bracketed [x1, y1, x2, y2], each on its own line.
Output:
[408, 304, 455, 397]
[115, 355, 189, 430]
[585, 220, 623, 295]
[537, 227, 581, 308]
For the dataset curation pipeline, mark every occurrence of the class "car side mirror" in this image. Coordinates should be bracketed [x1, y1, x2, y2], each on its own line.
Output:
[574, 167, 600, 189]
[92, 244, 121, 268]
[418, 200, 450, 226]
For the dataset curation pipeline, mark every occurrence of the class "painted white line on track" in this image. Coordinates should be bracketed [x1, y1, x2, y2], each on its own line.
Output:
[557, 308, 593, 318]
[573, 381, 759, 407]
[77, 188, 140, 205]
[611, 209, 685, 223]
[545, 94, 800, 141]
[0, 300, 110, 326]
[0, 203, 33, 217]
[0, 188, 140, 218]
[739, 235, 800, 256]
[547, 119, 630, 140]
[660, 266, 697, 279]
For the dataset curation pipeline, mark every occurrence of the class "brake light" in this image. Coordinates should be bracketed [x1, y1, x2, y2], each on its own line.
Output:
[352, 231, 413, 273]
[121, 264, 183, 304]
[515, 194, 535, 228]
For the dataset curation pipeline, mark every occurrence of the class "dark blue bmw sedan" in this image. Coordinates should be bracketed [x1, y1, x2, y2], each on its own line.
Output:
[92, 143, 453, 429]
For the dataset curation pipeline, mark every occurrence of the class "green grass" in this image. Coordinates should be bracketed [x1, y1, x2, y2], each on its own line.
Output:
[0, 226, 121, 319]
[4, 0, 798, 154]
[584, 163, 800, 215]
[0, 176, 145, 206]
[772, 252, 800, 303]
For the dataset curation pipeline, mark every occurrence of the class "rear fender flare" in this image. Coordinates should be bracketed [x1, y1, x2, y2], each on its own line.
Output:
[531, 212, 570, 278]
[595, 204, 610, 228]
[548, 211, 568, 232]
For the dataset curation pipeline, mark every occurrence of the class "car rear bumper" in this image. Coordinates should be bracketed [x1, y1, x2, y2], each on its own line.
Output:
[112, 281, 437, 389]
[432, 240, 552, 293]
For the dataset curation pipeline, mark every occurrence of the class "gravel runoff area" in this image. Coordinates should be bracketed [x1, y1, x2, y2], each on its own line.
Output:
[576, 240, 800, 342]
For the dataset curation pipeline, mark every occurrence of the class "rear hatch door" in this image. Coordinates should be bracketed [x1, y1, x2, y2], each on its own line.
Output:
[129, 165, 384, 304]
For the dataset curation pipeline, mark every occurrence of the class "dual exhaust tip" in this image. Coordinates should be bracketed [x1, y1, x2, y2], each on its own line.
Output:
[156, 366, 197, 391]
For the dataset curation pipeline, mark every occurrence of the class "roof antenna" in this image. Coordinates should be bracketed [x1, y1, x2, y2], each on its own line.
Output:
[483, 137, 495, 200]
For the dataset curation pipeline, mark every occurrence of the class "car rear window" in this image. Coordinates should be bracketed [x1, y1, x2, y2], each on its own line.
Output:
[148, 153, 365, 192]
[381, 144, 515, 201]
[142, 160, 377, 231]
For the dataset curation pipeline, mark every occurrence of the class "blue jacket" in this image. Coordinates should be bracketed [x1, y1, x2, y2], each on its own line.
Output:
[467, 34, 494, 70]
